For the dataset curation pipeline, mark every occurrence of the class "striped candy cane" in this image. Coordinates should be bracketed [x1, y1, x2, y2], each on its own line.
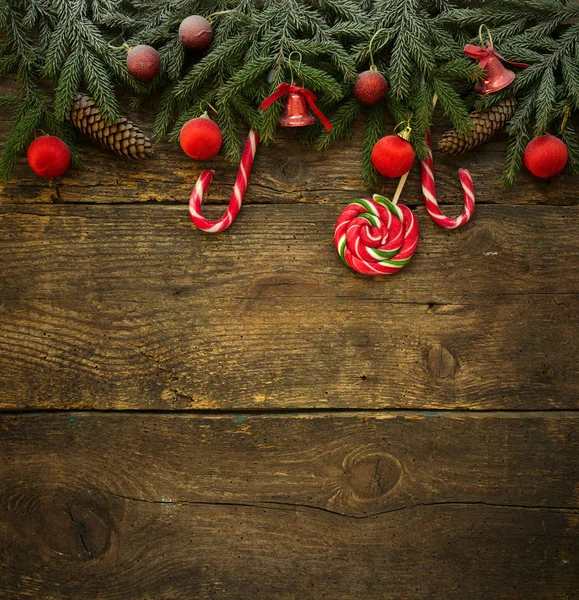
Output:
[421, 133, 475, 229]
[189, 129, 259, 232]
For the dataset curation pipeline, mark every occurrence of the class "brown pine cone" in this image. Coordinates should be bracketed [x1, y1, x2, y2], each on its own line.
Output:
[69, 94, 153, 159]
[438, 97, 517, 155]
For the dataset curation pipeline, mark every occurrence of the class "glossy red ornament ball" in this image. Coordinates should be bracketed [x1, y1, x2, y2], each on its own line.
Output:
[353, 70, 388, 105]
[371, 135, 415, 178]
[179, 15, 213, 50]
[523, 134, 568, 179]
[27, 135, 70, 179]
[126, 45, 161, 81]
[179, 115, 222, 160]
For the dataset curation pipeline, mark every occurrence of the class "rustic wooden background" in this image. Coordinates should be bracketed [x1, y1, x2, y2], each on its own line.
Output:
[1, 82, 578, 598]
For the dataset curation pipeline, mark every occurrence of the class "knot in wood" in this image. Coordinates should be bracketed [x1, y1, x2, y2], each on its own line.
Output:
[342, 448, 402, 501]
[427, 344, 459, 379]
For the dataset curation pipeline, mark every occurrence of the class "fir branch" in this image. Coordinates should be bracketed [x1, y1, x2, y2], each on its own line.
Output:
[217, 57, 274, 103]
[315, 97, 362, 150]
[432, 78, 472, 136]
[153, 86, 178, 141]
[0, 105, 42, 181]
[436, 57, 482, 80]
[560, 121, 579, 176]
[217, 100, 241, 162]
[159, 37, 186, 81]
[412, 77, 435, 137]
[298, 64, 343, 101]
[561, 52, 579, 110]
[230, 94, 262, 131]
[83, 52, 119, 123]
[0, 95, 22, 109]
[534, 69, 557, 135]
[500, 93, 535, 187]
[54, 52, 83, 120]
[500, 129, 530, 187]
[173, 34, 251, 100]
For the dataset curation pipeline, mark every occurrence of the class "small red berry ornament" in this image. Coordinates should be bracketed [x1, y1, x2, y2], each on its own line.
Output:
[27, 135, 70, 179]
[126, 45, 161, 81]
[179, 15, 213, 51]
[179, 113, 222, 160]
[353, 69, 388, 105]
[524, 134, 568, 179]
[372, 124, 415, 178]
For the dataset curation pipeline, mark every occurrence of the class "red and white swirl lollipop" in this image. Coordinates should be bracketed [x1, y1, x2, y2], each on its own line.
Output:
[334, 194, 419, 276]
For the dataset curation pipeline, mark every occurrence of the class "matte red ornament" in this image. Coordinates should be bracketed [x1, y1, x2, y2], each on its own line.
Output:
[126, 45, 161, 81]
[179, 114, 222, 160]
[372, 135, 415, 178]
[27, 135, 70, 179]
[353, 69, 388, 105]
[179, 15, 213, 51]
[524, 135, 568, 179]
[278, 92, 315, 127]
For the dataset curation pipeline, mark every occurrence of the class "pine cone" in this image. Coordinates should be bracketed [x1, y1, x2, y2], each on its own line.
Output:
[438, 97, 517, 155]
[69, 94, 153, 159]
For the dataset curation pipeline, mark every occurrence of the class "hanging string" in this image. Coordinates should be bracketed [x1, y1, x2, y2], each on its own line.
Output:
[368, 29, 386, 71]
[286, 50, 303, 84]
[478, 24, 494, 49]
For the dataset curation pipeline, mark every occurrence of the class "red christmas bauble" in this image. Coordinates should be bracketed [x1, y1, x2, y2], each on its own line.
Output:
[27, 135, 71, 179]
[353, 70, 388, 105]
[179, 115, 222, 160]
[179, 15, 213, 50]
[524, 135, 568, 179]
[126, 45, 161, 81]
[371, 135, 415, 178]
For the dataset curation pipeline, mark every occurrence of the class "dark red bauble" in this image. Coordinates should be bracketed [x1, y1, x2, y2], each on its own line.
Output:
[126, 45, 161, 81]
[524, 134, 568, 179]
[353, 70, 388, 105]
[179, 115, 222, 160]
[371, 135, 415, 178]
[179, 15, 213, 50]
[27, 135, 70, 179]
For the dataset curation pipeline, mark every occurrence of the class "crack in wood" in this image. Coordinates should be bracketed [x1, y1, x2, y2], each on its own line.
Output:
[66, 505, 93, 559]
[89, 486, 579, 521]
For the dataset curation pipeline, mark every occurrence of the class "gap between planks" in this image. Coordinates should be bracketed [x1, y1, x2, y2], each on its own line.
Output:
[2, 408, 579, 417]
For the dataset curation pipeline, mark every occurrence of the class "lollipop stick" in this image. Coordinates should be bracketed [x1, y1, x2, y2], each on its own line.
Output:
[391, 171, 409, 206]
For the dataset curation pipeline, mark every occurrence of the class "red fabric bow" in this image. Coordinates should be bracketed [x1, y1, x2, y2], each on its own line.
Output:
[464, 42, 530, 69]
[261, 83, 332, 131]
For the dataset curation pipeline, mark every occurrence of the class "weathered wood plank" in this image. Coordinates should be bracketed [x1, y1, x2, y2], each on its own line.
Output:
[1, 412, 578, 599]
[1, 99, 577, 208]
[0, 203, 577, 410]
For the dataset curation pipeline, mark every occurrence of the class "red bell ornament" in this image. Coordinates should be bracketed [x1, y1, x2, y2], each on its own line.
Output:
[261, 83, 332, 131]
[474, 55, 515, 94]
[278, 91, 316, 127]
[464, 39, 530, 95]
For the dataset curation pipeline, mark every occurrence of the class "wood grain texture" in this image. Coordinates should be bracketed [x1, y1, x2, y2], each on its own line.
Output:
[1, 412, 578, 599]
[0, 203, 577, 410]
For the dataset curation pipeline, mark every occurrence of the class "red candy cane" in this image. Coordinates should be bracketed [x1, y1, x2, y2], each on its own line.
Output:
[189, 130, 259, 232]
[420, 133, 475, 229]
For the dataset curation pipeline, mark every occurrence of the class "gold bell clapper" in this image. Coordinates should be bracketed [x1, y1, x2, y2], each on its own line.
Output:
[278, 91, 316, 127]
[474, 55, 515, 94]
